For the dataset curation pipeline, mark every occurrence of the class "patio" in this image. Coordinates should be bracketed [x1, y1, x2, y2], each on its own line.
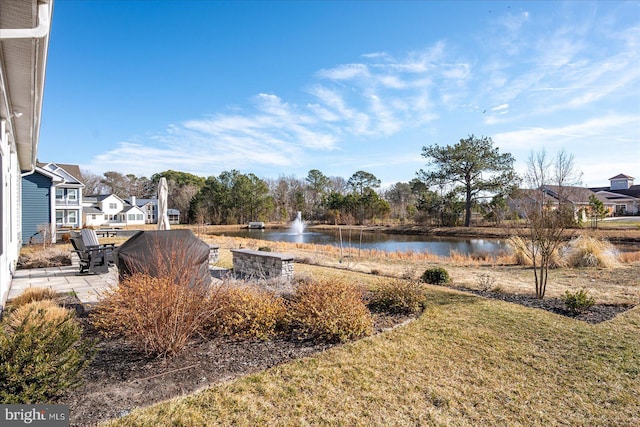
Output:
[8, 255, 117, 305]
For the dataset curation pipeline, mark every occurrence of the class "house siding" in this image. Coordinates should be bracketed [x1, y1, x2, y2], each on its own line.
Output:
[22, 172, 53, 244]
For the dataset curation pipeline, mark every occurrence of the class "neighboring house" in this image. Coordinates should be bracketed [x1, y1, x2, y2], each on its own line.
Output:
[510, 173, 640, 220]
[125, 197, 159, 224]
[83, 194, 148, 227]
[589, 174, 640, 215]
[168, 208, 181, 224]
[1, 0, 54, 307]
[21, 162, 84, 244]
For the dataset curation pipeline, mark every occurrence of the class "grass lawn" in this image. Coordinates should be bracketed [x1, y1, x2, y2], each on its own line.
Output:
[106, 268, 640, 426]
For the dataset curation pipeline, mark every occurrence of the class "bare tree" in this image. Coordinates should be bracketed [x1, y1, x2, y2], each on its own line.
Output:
[512, 149, 579, 299]
[80, 169, 106, 195]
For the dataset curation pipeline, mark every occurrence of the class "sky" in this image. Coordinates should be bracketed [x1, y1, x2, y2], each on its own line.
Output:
[38, 0, 640, 189]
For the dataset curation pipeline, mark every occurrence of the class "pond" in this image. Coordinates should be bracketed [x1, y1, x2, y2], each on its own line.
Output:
[212, 228, 509, 257]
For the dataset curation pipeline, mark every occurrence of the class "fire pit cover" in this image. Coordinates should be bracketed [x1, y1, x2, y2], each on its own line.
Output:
[115, 230, 210, 286]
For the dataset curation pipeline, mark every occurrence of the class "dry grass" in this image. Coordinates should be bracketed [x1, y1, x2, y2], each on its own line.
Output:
[8, 287, 58, 308]
[201, 234, 640, 306]
[107, 286, 640, 427]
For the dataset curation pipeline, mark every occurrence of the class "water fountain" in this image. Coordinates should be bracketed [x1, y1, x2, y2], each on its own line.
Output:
[289, 211, 305, 235]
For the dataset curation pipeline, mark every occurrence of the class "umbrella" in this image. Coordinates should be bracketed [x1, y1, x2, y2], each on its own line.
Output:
[157, 177, 170, 230]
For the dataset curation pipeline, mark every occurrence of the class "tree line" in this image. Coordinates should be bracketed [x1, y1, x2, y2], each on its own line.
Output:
[80, 135, 586, 229]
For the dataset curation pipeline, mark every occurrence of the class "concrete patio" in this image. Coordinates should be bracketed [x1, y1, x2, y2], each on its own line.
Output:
[8, 259, 118, 304]
[8, 256, 230, 306]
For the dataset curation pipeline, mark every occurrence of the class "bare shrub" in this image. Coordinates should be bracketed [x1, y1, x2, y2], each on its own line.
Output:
[476, 273, 496, 291]
[368, 279, 426, 315]
[92, 273, 218, 357]
[288, 278, 373, 343]
[9, 287, 58, 308]
[209, 284, 286, 340]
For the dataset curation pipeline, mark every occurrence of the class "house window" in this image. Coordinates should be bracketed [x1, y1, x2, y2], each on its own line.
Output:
[92, 215, 97, 220]
[68, 189, 78, 201]
[109, 203, 117, 209]
[56, 211, 63, 225]
[128, 214, 135, 221]
[68, 211, 77, 224]
[55, 188, 64, 201]
[137, 214, 143, 221]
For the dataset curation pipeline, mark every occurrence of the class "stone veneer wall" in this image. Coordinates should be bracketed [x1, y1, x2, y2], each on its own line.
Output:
[230, 249, 294, 280]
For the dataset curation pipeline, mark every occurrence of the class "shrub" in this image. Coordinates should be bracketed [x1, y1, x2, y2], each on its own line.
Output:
[368, 279, 426, 315]
[421, 267, 451, 285]
[209, 285, 286, 340]
[288, 278, 373, 343]
[8, 287, 57, 308]
[560, 236, 621, 268]
[0, 301, 94, 403]
[91, 273, 217, 357]
[562, 290, 595, 315]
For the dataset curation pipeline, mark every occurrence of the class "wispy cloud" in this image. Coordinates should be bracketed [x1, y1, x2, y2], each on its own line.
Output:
[88, 3, 639, 185]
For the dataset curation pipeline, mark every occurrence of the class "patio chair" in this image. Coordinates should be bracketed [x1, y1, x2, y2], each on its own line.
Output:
[81, 228, 116, 265]
[70, 237, 109, 274]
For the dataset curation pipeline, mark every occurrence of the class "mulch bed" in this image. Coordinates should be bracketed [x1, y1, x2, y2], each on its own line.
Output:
[57, 301, 414, 427]
[444, 285, 635, 324]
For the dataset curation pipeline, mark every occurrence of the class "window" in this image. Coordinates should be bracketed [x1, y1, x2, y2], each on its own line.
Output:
[109, 203, 117, 209]
[67, 211, 77, 224]
[128, 214, 135, 221]
[55, 188, 64, 200]
[56, 211, 63, 225]
[68, 189, 78, 201]
[137, 214, 143, 221]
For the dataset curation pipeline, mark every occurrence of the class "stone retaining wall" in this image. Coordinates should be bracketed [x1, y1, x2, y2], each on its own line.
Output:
[230, 249, 294, 280]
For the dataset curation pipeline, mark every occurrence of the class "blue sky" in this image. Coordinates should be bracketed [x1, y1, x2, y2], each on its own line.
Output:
[39, 0, 640, 189]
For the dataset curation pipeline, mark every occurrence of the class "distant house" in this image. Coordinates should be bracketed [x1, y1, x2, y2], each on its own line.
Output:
[21, 163, 84, 244]
[167, 208, 181, 224]
[124, 197, 159, 224]
[589, 174, 640, 215]
[82, 194, 146, 227]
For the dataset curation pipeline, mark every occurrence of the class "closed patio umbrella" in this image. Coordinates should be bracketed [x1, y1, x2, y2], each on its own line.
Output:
[157, 177, 170, 230]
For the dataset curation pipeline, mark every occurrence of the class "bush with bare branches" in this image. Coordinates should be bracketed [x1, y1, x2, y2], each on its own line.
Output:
[287, 278, 373, 343]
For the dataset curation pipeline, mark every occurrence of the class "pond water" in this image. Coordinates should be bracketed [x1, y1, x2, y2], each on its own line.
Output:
[213, 228, 509, 257]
